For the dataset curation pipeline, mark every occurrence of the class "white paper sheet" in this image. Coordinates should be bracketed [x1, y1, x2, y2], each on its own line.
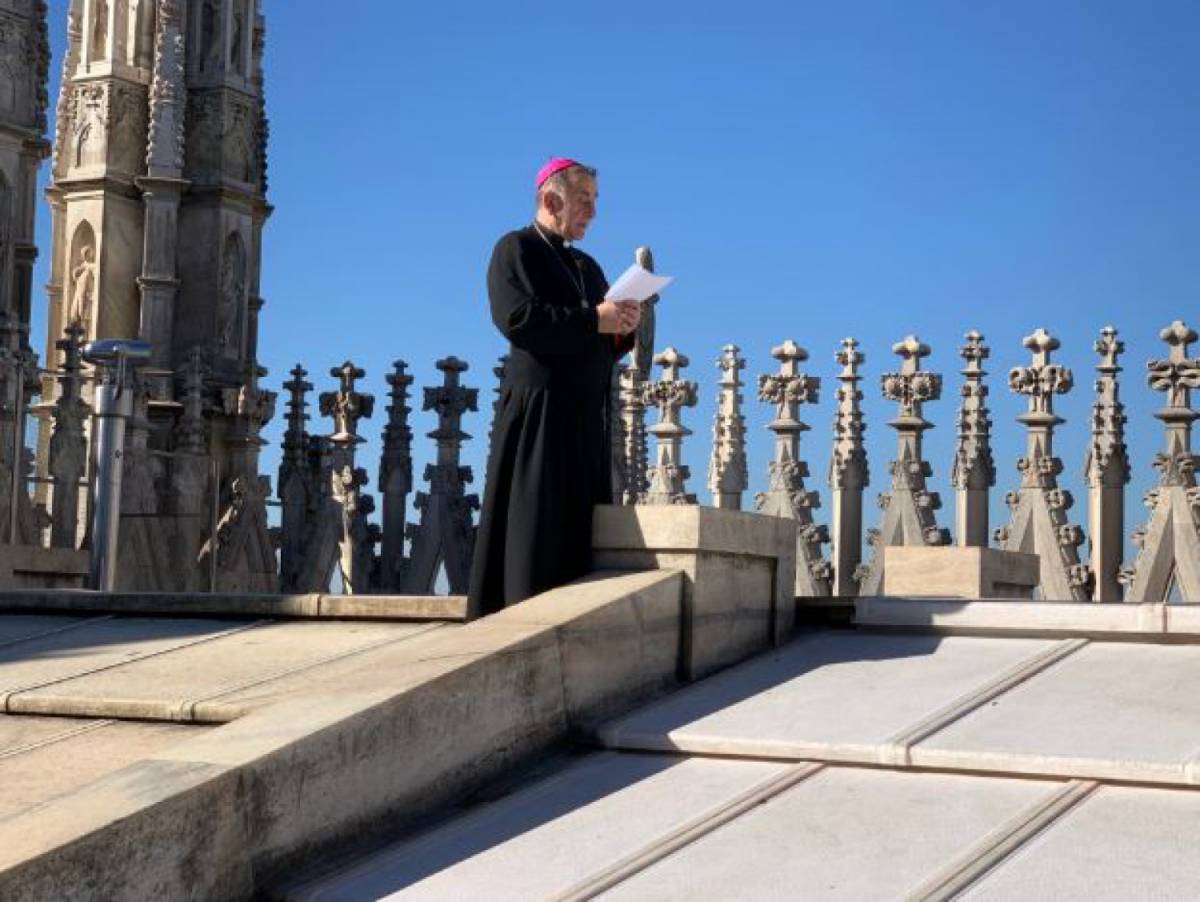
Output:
[604, 263, 674, 303]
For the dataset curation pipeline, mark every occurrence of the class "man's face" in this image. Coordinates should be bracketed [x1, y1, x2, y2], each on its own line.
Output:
[560, 177, 597, 241]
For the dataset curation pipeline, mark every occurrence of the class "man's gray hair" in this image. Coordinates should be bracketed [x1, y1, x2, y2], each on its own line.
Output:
[536, 163, 598, 206]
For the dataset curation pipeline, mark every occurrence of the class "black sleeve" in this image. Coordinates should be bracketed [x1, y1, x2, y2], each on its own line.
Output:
[487, 234, 599, 354]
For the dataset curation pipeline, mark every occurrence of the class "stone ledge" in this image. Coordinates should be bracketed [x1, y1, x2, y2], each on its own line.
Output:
[0, 568, 685, 900]
[0, 591, 468, 622]
[854, 597, 1200, 639]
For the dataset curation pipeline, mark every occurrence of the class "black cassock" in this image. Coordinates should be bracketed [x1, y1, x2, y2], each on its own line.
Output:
[467, 224, 634, 616]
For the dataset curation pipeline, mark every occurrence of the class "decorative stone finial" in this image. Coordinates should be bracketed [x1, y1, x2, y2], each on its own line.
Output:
[996, 329, 1091, 599]
[756, 339, 830, 595]
[640, 347, 698, 504]
[951, 330, 996, 546]
[1124, 321, 1200, 601]
[708, 344, 748, 509]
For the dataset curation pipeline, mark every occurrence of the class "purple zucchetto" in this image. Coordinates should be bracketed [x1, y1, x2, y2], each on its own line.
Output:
[535, 157, 584, 189]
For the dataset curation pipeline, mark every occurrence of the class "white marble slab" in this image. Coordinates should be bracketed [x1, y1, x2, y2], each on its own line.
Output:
[599, 631, 1059, 759]
[0, 618, 250, 697]
[914, 641, 1200, 783]
[961, 785, 1200, 900]
[293, 752, 788, 902]
[600, 767, 1059, 901]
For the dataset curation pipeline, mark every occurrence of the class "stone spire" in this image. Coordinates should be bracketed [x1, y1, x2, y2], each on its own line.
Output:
[1122, 321, 1200, 602]
[278, 363, 313, 591]
[951, 330, 995, 547]
[708, 345, 749, 510]
[47, 322, 89, 549]
[859, 336, 949, 595]
[828, 338, 868, 596]
[145, 0, 187, 177]
[641, 348, 698, 504]
[319, 361, 376, 593]
[379, 360, 415, 591]
[755, 339, 831, 597]
[405, 357, 480, 593]
[617, 364, 650, 505]
[138, 0, 189, 375]
[995, 329, 1091, 600]
[1084, 327, 1130, 601]
[490, 355, 508, 444]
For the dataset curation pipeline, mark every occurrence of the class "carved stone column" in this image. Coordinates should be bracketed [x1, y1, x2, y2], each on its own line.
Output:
[641, 347, 698, 505]
[1122, 321, 1200, 601]
[137, 0, 189, 375]
[405, 357, 480, 593]
[379, 360, 414, 591]
[859, 336, 949, 595]
[708, 344, 748, 510]
[995, 329, 1092, 600]
[952, 331, 996, 547]
[828, 338, 868, 596]
[319, 361, 376, 593]
[1085, 327, 1130, 601]
[171, 349, 211, 589]
[755, 339, 831, 597]
[48, 323, 89, 548]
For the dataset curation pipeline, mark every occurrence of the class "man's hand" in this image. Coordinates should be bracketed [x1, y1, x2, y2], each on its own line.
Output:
[616, 300, 641, 334]
[596, 299, 641, 335]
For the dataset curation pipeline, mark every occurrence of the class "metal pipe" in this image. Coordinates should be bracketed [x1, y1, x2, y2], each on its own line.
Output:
[83, 340, 151, 592]
[88, 373, 133, 591]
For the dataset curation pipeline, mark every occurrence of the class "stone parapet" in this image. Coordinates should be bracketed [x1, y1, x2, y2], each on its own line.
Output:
[883, 546, 1039, 599]
[593, 504, 798, 680]
[0, 568, 686, 900]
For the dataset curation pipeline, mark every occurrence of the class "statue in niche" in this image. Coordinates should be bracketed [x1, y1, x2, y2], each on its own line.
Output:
[200, 0, 219, 72]
[92, 0, 109, 60]
[69, 246, 97, 327]
[230, 3, 245, 74]
[218, 235, 245, 356]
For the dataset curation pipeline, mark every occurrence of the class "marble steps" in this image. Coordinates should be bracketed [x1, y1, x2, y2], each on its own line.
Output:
[0, 615, 449, 723]
[289, 749, 1200, 901]
[592, 630, 1200, 788]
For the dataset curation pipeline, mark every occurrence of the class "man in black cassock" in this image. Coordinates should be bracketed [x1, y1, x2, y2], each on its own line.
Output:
[467, 159, 640, 617]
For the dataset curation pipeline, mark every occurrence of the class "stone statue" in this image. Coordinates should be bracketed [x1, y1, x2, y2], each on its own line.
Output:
[219, 235, 245, 353]
[68, 245, 96, 326]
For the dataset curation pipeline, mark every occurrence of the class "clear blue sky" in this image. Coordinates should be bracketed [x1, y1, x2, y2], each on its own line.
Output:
[33, 1, 1200, 555]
